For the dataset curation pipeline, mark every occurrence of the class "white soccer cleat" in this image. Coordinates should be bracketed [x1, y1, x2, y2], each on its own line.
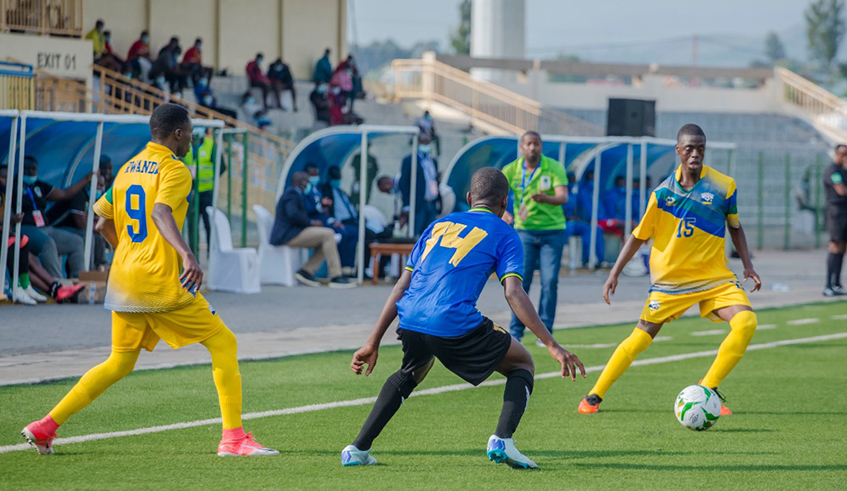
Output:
[13, 287, 37, 305]
[341, 444, 377, 466]
[24, 285, 48, 302]
[487, 435, 537, 469]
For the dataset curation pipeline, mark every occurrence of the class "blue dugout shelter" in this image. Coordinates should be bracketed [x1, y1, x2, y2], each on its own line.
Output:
[1, 111, 225, 302]
[443, 135, 737, 267]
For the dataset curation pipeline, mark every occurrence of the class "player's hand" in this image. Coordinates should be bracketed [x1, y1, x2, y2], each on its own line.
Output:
[744, 268, 762, 292]
[502, 211, 514, 225]
[530, 193, 547, 203]
[179, 253, 203, 293]
[10, 213, 23, 224]
[548, 345, 586, 381]
[602, 274, 619, 305]
[310, 220, 324, 227]
[332, 222, 344, 230]
[86, 170, 99, 183]
[351, 343, 379, 376]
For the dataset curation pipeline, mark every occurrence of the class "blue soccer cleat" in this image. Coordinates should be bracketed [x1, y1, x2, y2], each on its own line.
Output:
[341, 444, 377, 466]
[487, 435, 537, 469]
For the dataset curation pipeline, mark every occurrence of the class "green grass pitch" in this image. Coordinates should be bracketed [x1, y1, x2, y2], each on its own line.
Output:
[1, 302, 846, 490]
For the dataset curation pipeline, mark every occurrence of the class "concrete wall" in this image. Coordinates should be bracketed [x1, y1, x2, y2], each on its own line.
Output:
[82, 0, 346, 80]
[0, 33, 93, 87]
[497, 71, 782, 114]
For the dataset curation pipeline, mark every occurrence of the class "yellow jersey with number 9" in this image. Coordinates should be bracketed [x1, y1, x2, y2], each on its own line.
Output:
[93, 142, 195, 312]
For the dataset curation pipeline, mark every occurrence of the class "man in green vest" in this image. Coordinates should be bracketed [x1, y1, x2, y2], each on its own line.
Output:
[185, 128, 224, 253]
[502, 131, 569, 343]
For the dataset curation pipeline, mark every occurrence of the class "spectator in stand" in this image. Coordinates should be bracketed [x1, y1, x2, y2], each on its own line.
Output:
[95, 30, 125, 72]
[47, 155, 113, 270]
[333, 55, 363, 111]
[85, 19, 106, 60]
[562, 172, 605, 268]
[240, 92, 271, 129]
[603, 175, 627, 221]
[150, 37, 186, 95]
[182, 38, 213, 86]
[246, 53, 278, 110]
[270, 171, 355, 288]
[7, 158, 95, 280]
[398, 133, 440, 235]
[319, 166, 360, 276]
[268, 58, 297, 112]
[310, 83, 331, 126]
[304, 163, 328, 212]
[415, 110, 440, 156]
[313, 48, 332, 85]
[195, 77, 238, 120]
[127, 31, 153, 81]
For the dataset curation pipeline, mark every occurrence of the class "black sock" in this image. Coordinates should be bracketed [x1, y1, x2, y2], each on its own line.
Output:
[495, 369, 534, 439]
[834, 253, 844, 287]
[827, 253, 839, 288]
[352, 370, 417, 450]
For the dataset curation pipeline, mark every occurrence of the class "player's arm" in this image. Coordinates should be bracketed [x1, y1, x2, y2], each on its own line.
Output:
[152, 203, 202, 293]
[94, 216, 118, 248]
[351, 270, 413, 376]
[503, 276, 585, 381]
[47, 172, 97, 201]
[602, 235, 647, 305]
[727, 223, 761, 292]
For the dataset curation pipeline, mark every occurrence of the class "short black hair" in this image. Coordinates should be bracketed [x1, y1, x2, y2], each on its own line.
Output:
[256, 52, 264, 59]
[520, 130, 541, 143]
[677, 124, 706, 141]
[470, 167, 509, 207]
[195, 37, 202, 44]
[24, 155, 38, 168]
[835, 144, 847, 153]
[95, 19, 104, 26]
[304, 162, 319, 172]
[291, 171, 309, 186]
[328, 166, 341, 179]
[170, 36, 179, 44]
[149, 103, 190, 141]
[103, 30, 111, 36]
[141, 30, 149, 37]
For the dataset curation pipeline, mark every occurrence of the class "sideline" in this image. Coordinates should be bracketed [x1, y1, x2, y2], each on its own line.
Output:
[2, 331, 845, 455]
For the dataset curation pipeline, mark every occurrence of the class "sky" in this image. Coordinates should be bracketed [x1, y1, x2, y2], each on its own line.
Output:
[348, 0, 813, 66]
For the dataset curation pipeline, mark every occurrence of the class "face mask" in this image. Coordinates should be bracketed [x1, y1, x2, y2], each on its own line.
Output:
[330, 179, 342, 189]
[418, 144, 431, 155]
[142, 36, 149, 43]
[308, 176, 320, 187]
[246, 97, 255, 104]
[256, 58, 263, 66]
[198, 77, 209, 86]
[105, 36, 111, 42]
[202, 95, 213, 105]
[196, 43, 202, 50]
[156, 76, 166, 85]
[23, 175, 37, 185]
[303, 183, 312, 194]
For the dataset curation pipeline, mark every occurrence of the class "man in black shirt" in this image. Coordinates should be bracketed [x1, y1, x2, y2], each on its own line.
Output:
[823, 145, 847, 296]
[16, 156, 95, 280]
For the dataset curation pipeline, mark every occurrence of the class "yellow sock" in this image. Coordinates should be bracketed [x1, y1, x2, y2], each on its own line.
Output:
[49, 350, 140, 425]
[701, 311, 757, 388]
[201, 327, 242, 430]
[589, 328, 653, 399]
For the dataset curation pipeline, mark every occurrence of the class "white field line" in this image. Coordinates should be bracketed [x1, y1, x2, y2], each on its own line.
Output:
[757, 324, 777, 330]
[786, 318, 820, 326]
[566, 336, 671, 349]
[691, 329, 727, 337]
[831, 314, 847, 320]
[2, 331, 846, 455]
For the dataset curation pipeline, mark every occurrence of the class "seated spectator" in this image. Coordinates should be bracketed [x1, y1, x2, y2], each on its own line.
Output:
[310, 83, 331, 126]
[603, 175, 628, 221]
[334, 55, 364, 110]
[270, 171, 355, 288]
[150, 37, 187, 95]
[127, 31, 153, 81]
[319, 166, 359, 275]
[562, 172, 605, 268]
[328, 84, 363, 126]
[8, 158, 94, 280]
[182, 38, 213, 86]
[377, 175, 402, 221]
[95, 30, 125, 72]
[85, 19, 106, 60]
[240, 92, 271, 129]
[268, 58, 297, 111]
[195, 78, 238, 120]
[304, 163, 326, 211]
[246, 53, 279, 110]
[46, 155, 113, 270]
[415, 110, 440, 156]
[313, 48, 332, 85]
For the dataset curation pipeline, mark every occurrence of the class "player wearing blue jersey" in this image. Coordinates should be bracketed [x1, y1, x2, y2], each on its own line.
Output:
[341, 168, 585, 470]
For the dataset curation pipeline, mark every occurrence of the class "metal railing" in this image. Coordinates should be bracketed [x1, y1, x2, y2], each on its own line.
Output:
[775, 66, 847, 143]
[393, 58, 542, 135]
[0, 0, 83, 37]
[0, 61, 34, 109]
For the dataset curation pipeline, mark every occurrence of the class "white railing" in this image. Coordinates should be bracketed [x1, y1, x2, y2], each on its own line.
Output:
[0, 0, 83, 37]
[776, 66, 847, 143]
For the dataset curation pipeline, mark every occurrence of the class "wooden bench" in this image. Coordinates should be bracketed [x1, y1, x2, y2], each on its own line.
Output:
[370, 242, 415, 285]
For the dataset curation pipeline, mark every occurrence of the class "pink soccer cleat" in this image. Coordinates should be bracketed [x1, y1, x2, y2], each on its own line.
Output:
[22, 416, 59, 455]
[217, 432, 279, 457]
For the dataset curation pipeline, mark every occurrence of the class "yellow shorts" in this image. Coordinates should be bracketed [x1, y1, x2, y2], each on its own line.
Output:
[111, 294, 225, 352]
[640, 280, 751, 325]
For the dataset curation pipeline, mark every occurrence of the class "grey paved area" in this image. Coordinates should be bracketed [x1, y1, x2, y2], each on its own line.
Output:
[0, 250, 844, 385]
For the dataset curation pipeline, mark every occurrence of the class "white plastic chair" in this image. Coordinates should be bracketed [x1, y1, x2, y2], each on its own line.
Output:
[207, 207, 261, 293]
[252, 204, 304, 286]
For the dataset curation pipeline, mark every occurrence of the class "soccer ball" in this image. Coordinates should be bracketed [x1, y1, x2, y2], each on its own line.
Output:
[674, 385, 721, 431]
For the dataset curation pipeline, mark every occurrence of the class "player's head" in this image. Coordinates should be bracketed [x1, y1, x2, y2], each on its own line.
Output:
[304, 163, 320, 177]
[377, 175, 394, 194]
[835, 144, 847, 165]
[675, 124, 707, 173]
[99, 154, 113, 184]
[149, 103, 193, 158]
[23, 156, 38, 178]
[467, 167, 509, 217]
[520, 131, 542, 164]
[291, 171, 310, 190]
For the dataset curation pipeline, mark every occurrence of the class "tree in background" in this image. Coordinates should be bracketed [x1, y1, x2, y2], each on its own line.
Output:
[805, 0, 846, 72]
[765, 31, 787, 64]
[450, 0, 471, 55]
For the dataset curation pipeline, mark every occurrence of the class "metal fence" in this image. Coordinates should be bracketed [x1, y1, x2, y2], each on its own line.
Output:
[0, 0, 83, 37]
[0, 61, 34, 110]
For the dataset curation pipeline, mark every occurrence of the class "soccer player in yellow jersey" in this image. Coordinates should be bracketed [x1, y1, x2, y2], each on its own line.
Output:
[22, 104, 277, 457]
[578, 124, 762, 415]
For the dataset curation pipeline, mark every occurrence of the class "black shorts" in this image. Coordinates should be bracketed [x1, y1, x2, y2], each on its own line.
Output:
[826, 209, 847, 243]
[397, 317, 513, 386]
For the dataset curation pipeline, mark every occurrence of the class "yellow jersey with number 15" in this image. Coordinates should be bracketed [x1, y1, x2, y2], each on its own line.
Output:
[93, 141, 195, 313]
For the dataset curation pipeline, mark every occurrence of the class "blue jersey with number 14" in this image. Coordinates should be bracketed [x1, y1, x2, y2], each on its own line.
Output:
[396, 208, 524, 337]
